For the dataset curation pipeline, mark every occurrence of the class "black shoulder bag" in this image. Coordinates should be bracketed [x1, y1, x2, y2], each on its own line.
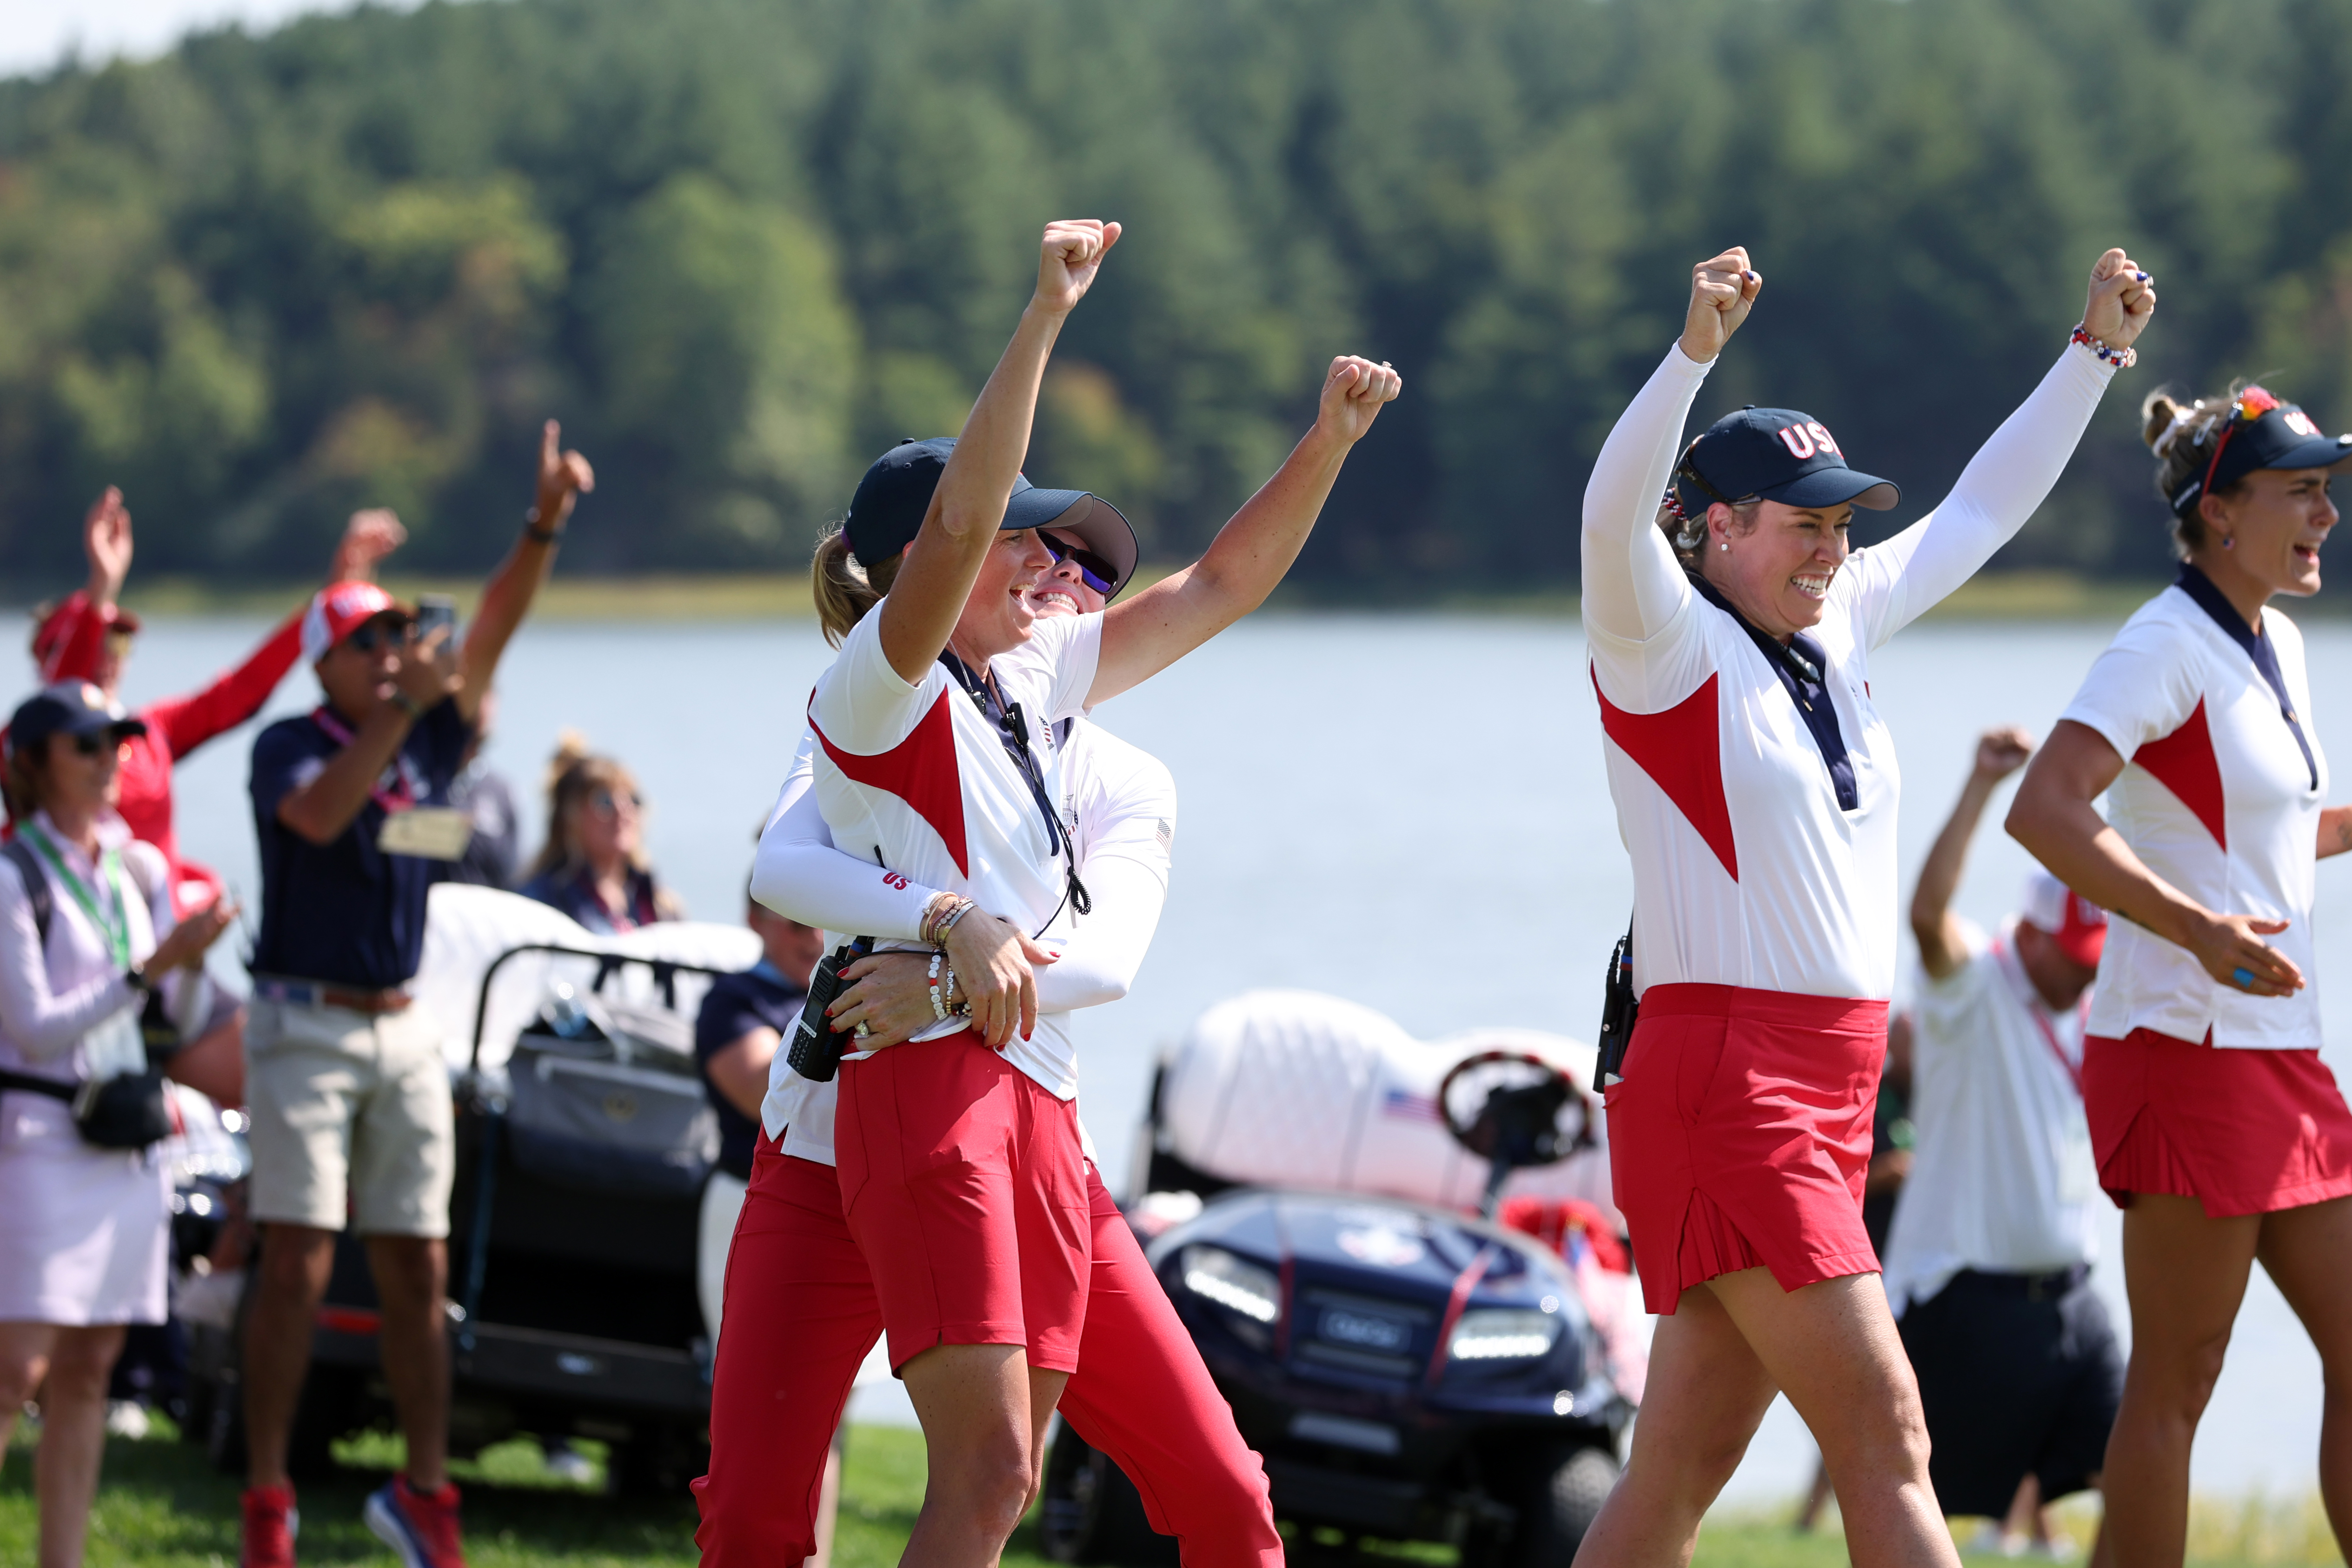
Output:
[0, 837, 180, 1150]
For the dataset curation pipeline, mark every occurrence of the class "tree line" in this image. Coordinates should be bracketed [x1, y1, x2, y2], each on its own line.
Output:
[1, 0, 2348, 597]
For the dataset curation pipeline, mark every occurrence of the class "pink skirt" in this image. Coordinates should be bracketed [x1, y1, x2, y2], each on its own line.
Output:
[1605, 983, 1888, 1315]
[2084, 1028, 2352, 1216]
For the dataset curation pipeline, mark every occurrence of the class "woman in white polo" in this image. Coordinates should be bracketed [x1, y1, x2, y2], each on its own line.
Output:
[2009, 381, 2352, 1568]
[1579, 244, 2152, 1568]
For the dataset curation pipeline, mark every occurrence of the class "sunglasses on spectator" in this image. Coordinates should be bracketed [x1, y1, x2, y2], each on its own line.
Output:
[66, 730, 124, 758]
[341, 618, 415, 654]
[588, 788, 642, 816]
[1042, 535, 1118, 596]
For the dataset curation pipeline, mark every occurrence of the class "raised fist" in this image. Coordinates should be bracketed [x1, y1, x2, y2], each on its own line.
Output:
[1680, 247, 1762, 364]
[1972, 725, 2035, 783]
[330, 508, 406, 584]
[2083, 248, 2156, 350]
[1314, 356, 1404, 447]
[1034, 219, 1122, 316]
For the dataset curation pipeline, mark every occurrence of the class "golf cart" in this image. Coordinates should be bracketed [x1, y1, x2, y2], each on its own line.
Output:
[1041, 992, 1641, 1566]
[185, 888, 757, 1494]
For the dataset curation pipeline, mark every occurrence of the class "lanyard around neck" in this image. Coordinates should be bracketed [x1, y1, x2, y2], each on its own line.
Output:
[1686, 572, 1859, 811]
[311, 706, 423, 814]
[23, 822, 132, 968]
[936, 651, 1091, 918]
[1993, 937, 2086, 1097]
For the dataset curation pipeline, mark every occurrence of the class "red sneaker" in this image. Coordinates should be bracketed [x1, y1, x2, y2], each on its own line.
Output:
[364, 1476, 466, 1568]
[239, 1484, 298, 1568]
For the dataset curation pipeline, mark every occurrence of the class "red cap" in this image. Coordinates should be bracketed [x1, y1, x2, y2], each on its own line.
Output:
[300, 582, 402, 663]
[2020, 872, 2107, 969]
[31, 599, 140, 684]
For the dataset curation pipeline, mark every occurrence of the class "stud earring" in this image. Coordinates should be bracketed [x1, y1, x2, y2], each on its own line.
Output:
[1720, 541, 1729, 552]
[2223, 535, 2235, 551]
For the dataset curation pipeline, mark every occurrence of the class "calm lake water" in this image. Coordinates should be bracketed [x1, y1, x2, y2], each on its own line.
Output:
[9, 605, 2343, 1502]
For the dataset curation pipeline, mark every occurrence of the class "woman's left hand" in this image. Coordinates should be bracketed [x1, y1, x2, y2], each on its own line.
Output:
[2083, 248, 2157, 349]
[1312, 355, 1404, 447]
[827, 951, 949, 1049]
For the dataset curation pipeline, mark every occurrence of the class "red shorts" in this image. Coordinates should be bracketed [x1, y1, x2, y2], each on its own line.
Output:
[1605, 983, 1888, 1315]
[692, 1139, 1282, 1568]
[835, 1030, 1090, 1372]
[2084, 1028, 2352, 1216]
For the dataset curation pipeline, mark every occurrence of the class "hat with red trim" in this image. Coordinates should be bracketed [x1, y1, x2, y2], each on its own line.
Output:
[2166, 386, 2352, 517]
[2019, 872, 2107, 970]
[300, 581, 408, 664]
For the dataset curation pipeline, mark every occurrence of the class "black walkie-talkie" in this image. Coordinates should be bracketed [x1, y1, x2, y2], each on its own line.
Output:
[787, 936, 875, 1083]
[1595, 922, 1638, 1088]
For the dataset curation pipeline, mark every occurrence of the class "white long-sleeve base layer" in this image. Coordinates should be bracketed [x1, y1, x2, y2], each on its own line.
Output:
[749, 718, 1177, 1166]
[1581, 340, 2117, 1001]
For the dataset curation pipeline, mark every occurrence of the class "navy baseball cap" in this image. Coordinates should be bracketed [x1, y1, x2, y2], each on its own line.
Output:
[1675, 406, 1900, 517]
[844, 437, 1140, 595]
[5, 681, 146, 762]
[2167, 387, 2352, 516]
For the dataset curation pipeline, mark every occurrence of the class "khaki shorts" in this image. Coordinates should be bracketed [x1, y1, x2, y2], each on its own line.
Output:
[244, 996, 455, 1237]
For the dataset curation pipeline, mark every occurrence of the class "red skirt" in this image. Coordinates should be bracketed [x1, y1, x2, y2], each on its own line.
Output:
[1605, 984, 1888, 1315]
[2083, 1029, 2352, 1216]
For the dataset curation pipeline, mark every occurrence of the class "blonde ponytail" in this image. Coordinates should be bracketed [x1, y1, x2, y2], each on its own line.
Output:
[2142, 382, 2252, 556]
[812, 525, 902, 647]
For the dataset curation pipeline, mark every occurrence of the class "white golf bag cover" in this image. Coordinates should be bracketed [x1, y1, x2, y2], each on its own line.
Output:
[1152, 990, 1619, 1231]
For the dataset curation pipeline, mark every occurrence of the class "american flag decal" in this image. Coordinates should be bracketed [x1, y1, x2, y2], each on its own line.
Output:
[1382, 1089, 1442, 1124]
[1156, 819, 1173, 849]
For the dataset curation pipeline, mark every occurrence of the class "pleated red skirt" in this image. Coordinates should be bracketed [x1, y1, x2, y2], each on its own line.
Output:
[1605, 983, 1888, 1315]
[2083, 1028, 2352, 1216]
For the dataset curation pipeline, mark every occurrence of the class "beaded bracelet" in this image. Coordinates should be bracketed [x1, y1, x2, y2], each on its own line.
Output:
[942, 962, 967, 1017]
[928, 951, 951, 1022]
[2070, 322, 2136, 370]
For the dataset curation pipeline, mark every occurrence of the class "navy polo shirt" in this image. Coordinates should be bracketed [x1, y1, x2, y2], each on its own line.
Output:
[694, 963, 807, 1180]
[249, 698, 473, 990]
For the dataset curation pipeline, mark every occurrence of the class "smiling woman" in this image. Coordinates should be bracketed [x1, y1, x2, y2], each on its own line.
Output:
[1575, 244, 2154, 1568]
[2004, 379, 2352, 1568]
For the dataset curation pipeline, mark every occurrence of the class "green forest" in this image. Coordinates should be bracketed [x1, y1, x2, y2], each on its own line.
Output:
[1, 0, 2349, 597]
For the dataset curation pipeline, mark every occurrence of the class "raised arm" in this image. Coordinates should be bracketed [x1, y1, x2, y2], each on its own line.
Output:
[1852, 250, 2156, 645]
[456, 422, 593, 724]
[2007, 719, 2303, 997]
[1912, 728, 2033, 978]
[1086, 354, 1402, 704]
[877, 220, 1119, 683]
[1581, 250, 1757, 644]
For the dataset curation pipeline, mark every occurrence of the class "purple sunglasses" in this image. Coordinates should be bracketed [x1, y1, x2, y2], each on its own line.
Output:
[1043, 533, 1118, 596]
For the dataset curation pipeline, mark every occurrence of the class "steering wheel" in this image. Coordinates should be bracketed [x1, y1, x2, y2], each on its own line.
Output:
[1437, 1050, 1595, 1172]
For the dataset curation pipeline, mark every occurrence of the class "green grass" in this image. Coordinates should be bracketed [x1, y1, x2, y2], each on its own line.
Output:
[2, 1416, 2339, 1566]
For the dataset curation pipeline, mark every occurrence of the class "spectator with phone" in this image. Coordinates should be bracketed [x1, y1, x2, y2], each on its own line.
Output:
[518, 737, 680, 933]
[0, 683, 236, 1568]
[235, 423, 593, 1568]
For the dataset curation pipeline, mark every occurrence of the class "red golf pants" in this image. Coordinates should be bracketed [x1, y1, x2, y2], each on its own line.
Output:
[691, 1135, 1282, 1568]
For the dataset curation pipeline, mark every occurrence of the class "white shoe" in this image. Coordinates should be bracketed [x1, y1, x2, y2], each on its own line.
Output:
[105, 1400, 152, 1440]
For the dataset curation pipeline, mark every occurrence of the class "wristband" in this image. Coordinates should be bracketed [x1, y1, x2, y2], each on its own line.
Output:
[2070, 322, 2136, 370]
[524, 506, 564, 545]
[388, 689, 426, 719]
